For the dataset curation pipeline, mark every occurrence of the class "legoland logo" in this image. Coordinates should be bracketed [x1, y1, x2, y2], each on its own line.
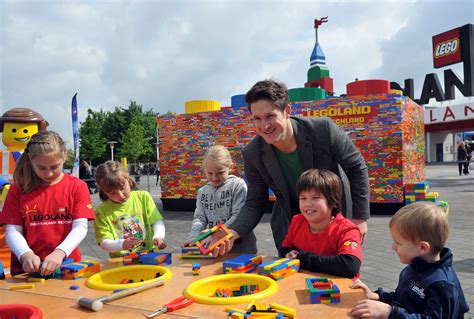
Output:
[434, 38, 459, 58]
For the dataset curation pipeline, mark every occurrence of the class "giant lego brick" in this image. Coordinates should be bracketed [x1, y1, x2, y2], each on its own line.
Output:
[158, 93, 425, 204]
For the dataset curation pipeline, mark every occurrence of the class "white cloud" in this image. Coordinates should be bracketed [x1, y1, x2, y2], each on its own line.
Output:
[1, 0, 472, 150]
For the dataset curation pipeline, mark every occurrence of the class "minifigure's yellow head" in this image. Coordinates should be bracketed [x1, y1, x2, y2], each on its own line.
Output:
[0, 108, 49, 152]
[2, 122, 39, 151]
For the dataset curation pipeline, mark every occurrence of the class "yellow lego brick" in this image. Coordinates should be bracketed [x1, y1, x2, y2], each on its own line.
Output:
[27, 277, 45, 283]
[270, 302, 297, 318]
[10, 283, 35, 290]
[255, 302, 267, 311]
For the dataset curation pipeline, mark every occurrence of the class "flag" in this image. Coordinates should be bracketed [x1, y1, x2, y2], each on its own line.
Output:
[71, 93, 80, 177]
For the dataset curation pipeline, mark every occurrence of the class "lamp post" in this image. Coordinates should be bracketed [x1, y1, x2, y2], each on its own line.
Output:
[107, 141, 117, 161]
[154, 142, 160, 164]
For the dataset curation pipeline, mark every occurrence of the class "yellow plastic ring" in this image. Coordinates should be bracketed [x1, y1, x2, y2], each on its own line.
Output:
[85, 265, 172, 291]
[183, 273, 278, 305]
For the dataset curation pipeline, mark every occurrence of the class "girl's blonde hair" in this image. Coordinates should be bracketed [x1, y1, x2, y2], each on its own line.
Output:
[13, 131, 67, 193]
[203, 145, 233, 168]
[389, 201, 448, 256]
[95, 160, 137, 201]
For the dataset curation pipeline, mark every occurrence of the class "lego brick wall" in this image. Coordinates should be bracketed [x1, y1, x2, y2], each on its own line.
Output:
[158, 93, 425, 203]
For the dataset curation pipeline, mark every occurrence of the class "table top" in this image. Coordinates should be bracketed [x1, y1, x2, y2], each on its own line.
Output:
[0, 254, 363, 318]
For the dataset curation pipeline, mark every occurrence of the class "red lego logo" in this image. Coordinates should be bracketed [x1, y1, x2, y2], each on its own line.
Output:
[433, 27, 462, 68]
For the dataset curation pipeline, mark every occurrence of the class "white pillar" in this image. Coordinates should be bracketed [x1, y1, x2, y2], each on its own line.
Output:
[426, 132, 431, 163]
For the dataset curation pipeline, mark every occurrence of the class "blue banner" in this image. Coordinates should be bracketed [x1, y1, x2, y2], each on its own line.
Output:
[71, 93, 80, 177]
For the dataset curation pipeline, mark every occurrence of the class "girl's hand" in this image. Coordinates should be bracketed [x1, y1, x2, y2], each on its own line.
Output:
[181, 240, 196, 248]
[285, 250, 299, 259]
[153, 238, 167, 250]
[122, 237, 142, 250]
[20, 251, 41, 274]
[41, 249, 66, 276]
[350, 279, 379, 300]
[200, 236, 213, 249]
[351, 299, 392, 319]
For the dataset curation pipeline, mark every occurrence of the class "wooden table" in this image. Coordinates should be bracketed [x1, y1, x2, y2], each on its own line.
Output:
[0, 254, 364, 318]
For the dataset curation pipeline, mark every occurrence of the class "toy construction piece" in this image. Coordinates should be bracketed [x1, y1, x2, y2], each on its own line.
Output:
[144, 295, 194, 318]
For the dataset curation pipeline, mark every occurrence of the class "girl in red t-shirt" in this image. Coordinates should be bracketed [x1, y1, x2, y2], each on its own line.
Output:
[0, 131, 95, 276]
[280, 169, 362, 278]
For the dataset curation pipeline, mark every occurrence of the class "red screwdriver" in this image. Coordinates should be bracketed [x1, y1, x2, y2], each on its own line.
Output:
[144, 295, 195, 318]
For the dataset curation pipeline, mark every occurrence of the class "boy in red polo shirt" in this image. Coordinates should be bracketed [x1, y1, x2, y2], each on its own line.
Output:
[280, 169, 362, 278]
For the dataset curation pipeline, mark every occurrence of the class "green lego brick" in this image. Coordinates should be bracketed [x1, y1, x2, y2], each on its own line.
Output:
[288, 87, 326, 102]
[307, 65, 330, 81]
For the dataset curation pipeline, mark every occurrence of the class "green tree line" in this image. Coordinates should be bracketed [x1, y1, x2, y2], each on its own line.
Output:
[77, 101, 159, 166]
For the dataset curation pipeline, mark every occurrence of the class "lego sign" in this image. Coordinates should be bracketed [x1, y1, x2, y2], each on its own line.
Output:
[424, 103, 474, 124]
[432, 27, 462, 68]
[393, 24, 473, 105]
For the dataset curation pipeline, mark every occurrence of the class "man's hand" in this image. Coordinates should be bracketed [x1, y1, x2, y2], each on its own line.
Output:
[350, 279, 379, 300]
[351, 299, 392, 319]
[41, 249, 66, 276]
[208, 229, 239, 257]
[352, 219, 368, 245]
[20, 251, 41, 274]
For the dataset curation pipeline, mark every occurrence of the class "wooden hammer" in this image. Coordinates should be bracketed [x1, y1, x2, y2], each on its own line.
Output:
[76, 279, 164, 311]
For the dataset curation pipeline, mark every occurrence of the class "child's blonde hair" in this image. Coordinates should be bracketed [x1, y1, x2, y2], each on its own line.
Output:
[389, 201, 448, 256]
[13, 131, 67, 193]
[203, 145, 233, 168]
[296, 169, 342, 216]
[95, 160, 137, 201]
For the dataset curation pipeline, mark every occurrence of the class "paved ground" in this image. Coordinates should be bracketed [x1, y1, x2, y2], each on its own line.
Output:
[80, 163, 474, 316]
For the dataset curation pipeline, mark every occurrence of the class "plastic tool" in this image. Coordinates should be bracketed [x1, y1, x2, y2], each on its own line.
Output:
[77, 279, 164, 311]
[144, 296, 194, 318]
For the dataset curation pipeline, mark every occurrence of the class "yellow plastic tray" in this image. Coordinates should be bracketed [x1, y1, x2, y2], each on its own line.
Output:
[85, 265, 172, 291]
[183, 273, 278, 305]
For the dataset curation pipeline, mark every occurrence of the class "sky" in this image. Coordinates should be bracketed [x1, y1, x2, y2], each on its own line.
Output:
[1, 0, 472, 150]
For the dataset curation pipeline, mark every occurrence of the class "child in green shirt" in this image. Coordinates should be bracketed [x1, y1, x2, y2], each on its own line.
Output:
[94, 161, 166, 257]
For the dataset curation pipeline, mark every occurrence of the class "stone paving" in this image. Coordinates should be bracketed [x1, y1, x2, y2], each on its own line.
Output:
[80, 163, 474, 316]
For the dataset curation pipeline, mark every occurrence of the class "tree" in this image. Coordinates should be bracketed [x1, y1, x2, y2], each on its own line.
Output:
[78, 101, 159, 164]
[117, 116, 151, 163]
[79, 109, 108, 164]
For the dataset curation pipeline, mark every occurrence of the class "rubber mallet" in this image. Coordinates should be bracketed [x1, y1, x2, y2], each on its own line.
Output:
[76, 279, 164, 311]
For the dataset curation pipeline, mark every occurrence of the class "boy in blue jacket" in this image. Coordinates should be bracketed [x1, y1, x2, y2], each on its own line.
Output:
[351, 201, 469, 318]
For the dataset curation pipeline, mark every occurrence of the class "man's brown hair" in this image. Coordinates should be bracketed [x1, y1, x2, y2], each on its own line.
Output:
[245, 79, 290, 113]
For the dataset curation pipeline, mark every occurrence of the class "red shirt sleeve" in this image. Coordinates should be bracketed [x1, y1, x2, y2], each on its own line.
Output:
[0, 184, 24, 226]
[337, 221, 362, 262]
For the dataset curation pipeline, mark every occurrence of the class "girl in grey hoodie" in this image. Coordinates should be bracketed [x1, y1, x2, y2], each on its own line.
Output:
[181, 145, 257, 253]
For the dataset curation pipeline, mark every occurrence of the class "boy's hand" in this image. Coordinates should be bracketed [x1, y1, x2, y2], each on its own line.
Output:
[41, 249, 66, 276]
[351, 299, 392, 319]
[285, 250, 299, 259]
[153, 238, 167, 250]
[350, 279, 380, 300]
[20, 251, 41, 274]
[122, 237, 142, 250]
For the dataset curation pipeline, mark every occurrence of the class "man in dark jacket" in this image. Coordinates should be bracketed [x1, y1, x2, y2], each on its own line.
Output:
[210, 79, 370, 255]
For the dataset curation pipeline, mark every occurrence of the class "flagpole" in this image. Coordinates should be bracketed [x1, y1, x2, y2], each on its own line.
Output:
[71, 93, 80, 177]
